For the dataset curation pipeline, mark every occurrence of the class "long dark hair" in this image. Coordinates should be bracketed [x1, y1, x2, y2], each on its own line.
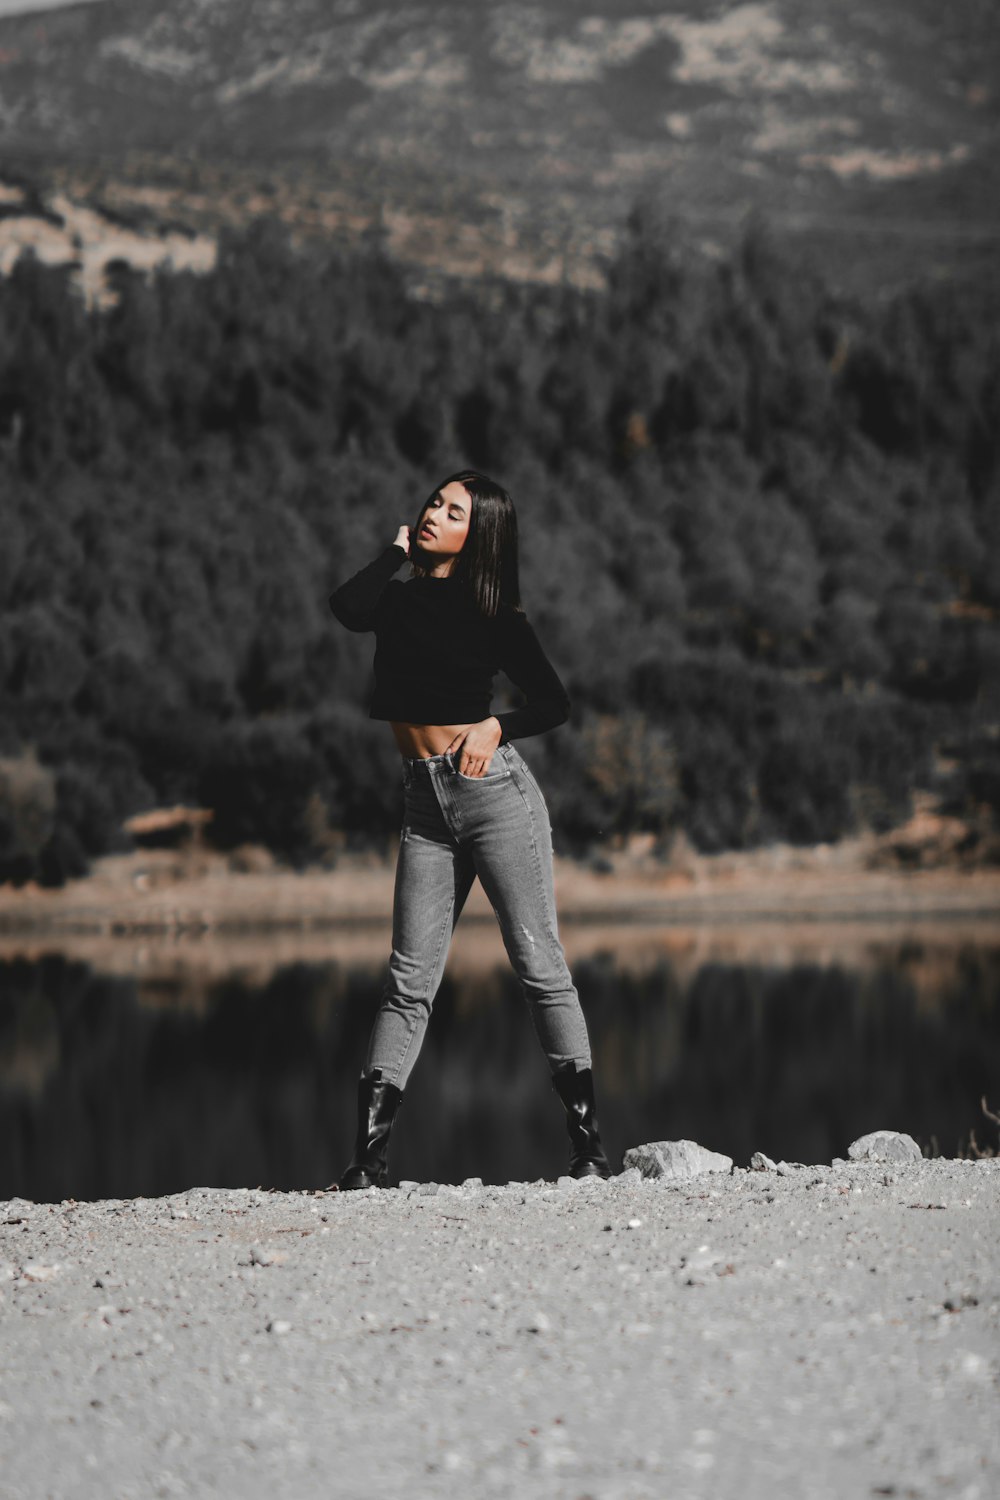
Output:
[409, 469, 522, 617]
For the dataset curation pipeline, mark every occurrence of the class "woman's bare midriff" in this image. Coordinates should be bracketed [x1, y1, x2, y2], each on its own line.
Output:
[390, 721, 473, 759]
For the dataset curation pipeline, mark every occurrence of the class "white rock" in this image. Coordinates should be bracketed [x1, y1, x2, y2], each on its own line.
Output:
[688, 1246, 722, 1268]
[678, 1245, 725, 1279]
[847, 1131, 922, 1164]
[21, 1262, 62, 1282]
[623, 1140, 733, 1182]
[750, 1151, 777, 1171]
[249, 1245, 288, 1267]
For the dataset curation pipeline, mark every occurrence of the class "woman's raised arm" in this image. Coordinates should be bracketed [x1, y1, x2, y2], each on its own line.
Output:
[328, 527, 410, 633]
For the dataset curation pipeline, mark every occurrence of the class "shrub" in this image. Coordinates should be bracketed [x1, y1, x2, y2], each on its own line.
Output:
[0, 750, 56, 884]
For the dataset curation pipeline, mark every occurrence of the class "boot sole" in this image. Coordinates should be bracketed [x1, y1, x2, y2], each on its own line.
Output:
[337, 1171, 384, 1191]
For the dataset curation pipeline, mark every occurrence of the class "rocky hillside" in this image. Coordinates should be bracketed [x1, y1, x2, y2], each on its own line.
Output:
[0, 0, 997, 292]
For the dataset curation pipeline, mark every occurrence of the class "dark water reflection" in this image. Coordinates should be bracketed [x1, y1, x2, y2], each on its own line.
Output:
[1, 937, 998, 1201]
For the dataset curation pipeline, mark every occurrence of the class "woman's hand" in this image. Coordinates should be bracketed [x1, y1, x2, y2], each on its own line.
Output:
[394, 525, 411, 555]
[446, 717, 502, 777]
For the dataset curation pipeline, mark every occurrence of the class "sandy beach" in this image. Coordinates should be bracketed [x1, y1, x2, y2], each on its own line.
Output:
[2, 1155, 997, 1499]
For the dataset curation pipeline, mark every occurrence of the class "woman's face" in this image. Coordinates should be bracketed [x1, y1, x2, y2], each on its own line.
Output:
[416, 481, 472, 569]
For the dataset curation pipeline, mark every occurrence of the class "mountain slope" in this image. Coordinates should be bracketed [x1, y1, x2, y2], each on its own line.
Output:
[0, 0, 997, 290]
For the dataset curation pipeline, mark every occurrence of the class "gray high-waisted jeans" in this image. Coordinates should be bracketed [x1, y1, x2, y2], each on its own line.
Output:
[364, 741, 593, 1089]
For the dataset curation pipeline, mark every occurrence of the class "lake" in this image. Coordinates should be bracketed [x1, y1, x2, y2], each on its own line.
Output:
[1, 921, 998, 1200]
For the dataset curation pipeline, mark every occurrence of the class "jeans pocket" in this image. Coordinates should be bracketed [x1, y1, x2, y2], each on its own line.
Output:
[456, 760, 511, 782]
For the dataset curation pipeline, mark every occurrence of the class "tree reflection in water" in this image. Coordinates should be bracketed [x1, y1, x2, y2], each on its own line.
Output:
[1, 942, 998, 1200]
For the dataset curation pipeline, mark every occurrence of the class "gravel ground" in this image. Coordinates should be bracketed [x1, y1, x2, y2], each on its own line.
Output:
[2, 1159, 998, 1500]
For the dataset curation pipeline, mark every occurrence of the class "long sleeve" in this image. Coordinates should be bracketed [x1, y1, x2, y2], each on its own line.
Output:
[328, 544, 408, 633]
[493, 611, 571, 743]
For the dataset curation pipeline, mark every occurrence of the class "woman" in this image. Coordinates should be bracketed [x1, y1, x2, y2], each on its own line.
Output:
[327, 469, 612, 1189]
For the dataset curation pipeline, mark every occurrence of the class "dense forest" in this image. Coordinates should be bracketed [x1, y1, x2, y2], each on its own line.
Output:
[0, 208, 998, 883]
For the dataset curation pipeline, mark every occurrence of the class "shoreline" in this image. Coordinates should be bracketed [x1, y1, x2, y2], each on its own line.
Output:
[1, 840, 998, 935]
[2, 1158, 997, 1499]
[1, 842, 997, 984]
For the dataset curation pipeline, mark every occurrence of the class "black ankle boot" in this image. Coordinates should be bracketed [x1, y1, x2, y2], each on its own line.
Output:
[552, 1062, 613, 1179]
[334, 1070, 404, 1191]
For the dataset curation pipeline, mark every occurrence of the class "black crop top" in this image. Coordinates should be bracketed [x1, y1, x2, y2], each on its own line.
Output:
[328, 544, 570, 742]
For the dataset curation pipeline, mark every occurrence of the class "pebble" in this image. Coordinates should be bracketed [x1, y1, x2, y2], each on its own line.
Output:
[249, 1245, 288, 1267]
[678, 1245, 727, 1282]
[20, 1263, 62, 1282]
[3, 1199, 35, 1222]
